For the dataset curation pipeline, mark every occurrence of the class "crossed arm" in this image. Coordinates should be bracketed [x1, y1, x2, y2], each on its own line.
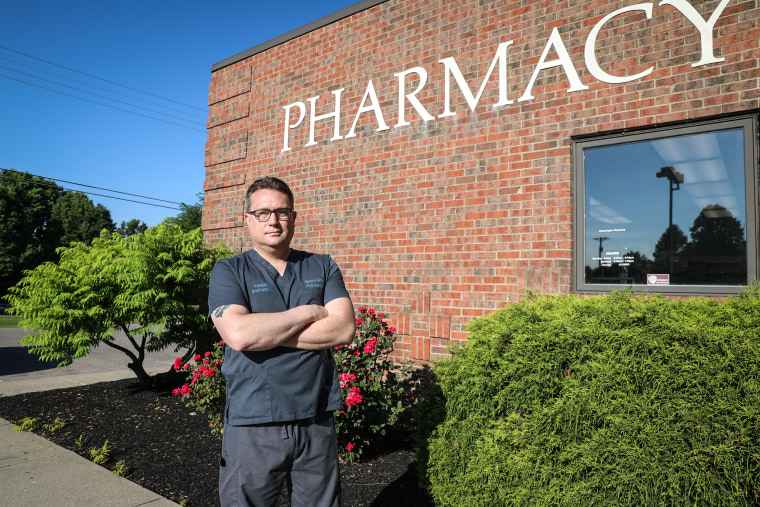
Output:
[210, 297, 356, 352]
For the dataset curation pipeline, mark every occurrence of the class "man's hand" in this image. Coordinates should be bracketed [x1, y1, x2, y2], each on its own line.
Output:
[283, 297, 355, 350]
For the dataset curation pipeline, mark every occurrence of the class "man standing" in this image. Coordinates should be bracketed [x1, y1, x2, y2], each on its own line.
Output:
[208, 176, 355, 507]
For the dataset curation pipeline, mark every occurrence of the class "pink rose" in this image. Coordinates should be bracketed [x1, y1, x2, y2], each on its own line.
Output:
[172, 384, 192, 397]
[346, 388, 363, 407]
[363, 337, 379, 354]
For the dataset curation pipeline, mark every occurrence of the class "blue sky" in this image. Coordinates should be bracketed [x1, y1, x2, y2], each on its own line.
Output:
[1, 0, 357, 227]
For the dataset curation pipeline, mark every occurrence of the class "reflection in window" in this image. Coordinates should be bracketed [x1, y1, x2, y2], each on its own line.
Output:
[575, 117, 757, 294]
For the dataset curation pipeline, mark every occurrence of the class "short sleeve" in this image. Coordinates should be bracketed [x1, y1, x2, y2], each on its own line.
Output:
[323, 256, 351, 305]
[208, 259, 249, 317]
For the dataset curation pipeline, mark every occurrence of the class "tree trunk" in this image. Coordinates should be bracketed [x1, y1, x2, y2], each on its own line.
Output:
[127, 360, 155, 389]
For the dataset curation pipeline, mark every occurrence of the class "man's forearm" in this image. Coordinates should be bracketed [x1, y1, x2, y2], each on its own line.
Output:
[212, 304, 328, 352]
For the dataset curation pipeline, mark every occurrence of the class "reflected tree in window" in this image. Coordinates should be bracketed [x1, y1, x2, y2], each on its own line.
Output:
[684, 205, 746, 284]
[652, 224, 689, 278]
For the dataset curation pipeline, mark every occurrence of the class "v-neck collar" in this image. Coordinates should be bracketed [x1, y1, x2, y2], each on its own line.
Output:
[249, 248, 294, 279]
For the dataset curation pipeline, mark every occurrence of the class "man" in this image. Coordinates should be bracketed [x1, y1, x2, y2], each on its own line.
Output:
[208, 176, 355, 507]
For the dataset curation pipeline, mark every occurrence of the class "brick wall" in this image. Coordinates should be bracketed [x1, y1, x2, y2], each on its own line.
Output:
[203, 0, 760, 360]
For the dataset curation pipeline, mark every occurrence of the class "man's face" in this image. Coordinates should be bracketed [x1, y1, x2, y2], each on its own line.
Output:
[244, 188, 296, 253]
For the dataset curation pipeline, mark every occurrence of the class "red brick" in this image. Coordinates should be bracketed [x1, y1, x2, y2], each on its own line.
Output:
[204, 0, 760, 363]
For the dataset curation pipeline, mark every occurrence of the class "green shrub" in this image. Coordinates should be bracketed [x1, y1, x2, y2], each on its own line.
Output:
[417, 287, 760, 506]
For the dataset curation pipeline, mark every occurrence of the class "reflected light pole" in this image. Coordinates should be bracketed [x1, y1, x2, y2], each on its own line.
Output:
[656, 165, 684, 275]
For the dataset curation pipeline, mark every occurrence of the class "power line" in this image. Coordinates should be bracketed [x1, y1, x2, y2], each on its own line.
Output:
[0, 170, 183, 210]
[0, 44, 207, 112]
[26, 172, 183, 204]
[1, 169, 183, 204]
[0, 73, 207, 133]
[0, 55, 208, 120]
[0, 64, 206, 127]
[0, 174, 180, 210]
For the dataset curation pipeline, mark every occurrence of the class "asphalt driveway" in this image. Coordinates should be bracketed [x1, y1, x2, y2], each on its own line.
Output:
[1, 326, 183, 394]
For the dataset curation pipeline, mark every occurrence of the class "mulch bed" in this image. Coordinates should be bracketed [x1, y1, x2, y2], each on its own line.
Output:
[0, 377, 435, 506]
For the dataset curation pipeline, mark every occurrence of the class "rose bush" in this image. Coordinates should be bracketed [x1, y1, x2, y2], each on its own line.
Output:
[172, 307, 411, 458]
[172, 339, 225, 433]
[333, 306, 411, 460]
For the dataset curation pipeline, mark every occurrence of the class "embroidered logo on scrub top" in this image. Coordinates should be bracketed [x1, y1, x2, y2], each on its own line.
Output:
[251, 283, 269, 294]
[304, 278, 325, 289]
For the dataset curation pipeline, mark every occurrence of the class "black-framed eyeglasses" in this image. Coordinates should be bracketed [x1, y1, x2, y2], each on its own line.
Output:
[246, 208, 294, 222]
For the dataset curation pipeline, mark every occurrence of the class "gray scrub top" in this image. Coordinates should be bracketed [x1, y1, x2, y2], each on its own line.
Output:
[208, 248, 350, 425]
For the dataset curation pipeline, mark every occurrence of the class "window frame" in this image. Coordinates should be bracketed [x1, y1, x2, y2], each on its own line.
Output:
[573, 115, 759, 295]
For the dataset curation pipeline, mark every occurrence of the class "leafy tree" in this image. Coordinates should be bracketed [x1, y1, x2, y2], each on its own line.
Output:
[4, 224, 234, 388]
[0, 169, 62, 297]
[128, 223, 230, 364]
[50, 191, 115, 246]
[0, 169, 121, 297]
[164, 192, 203, 232]
[116, 219, 148, 237]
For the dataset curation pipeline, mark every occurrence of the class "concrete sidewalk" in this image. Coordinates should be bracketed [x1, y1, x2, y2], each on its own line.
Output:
[0, 327, 183, 506]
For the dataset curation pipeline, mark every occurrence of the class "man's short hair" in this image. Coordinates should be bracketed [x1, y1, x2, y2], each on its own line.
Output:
[245, 176, 294, 211]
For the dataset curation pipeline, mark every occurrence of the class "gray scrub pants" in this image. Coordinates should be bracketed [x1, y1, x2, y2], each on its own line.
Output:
[219, 412, 341, 507]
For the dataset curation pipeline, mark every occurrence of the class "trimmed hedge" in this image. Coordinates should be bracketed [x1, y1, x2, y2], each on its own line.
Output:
[416, 287, 760, 506]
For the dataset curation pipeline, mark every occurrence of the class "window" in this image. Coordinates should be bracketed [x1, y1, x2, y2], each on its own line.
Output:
[574, 116, 758, 295]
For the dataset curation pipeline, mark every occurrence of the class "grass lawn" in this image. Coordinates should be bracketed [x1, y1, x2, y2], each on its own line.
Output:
[0, 315, 21, 328]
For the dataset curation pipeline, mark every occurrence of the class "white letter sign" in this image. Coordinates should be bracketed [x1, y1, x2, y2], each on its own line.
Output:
[305, 89, 344, 147]
[519, 28, 588, 102]
[660, 0, 731, 67]
[282, 102, 306, 152]
[394, 67, 434, 127]
[439, 40, 514, 118]
[346, 80, 390, 139]
[585, 3, 654, 84]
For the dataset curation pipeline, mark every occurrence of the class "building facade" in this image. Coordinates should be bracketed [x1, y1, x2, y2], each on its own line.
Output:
[203, 0, 759, 361]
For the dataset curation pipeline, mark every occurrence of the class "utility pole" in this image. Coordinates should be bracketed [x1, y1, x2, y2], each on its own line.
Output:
[594, 236, 609, 277]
